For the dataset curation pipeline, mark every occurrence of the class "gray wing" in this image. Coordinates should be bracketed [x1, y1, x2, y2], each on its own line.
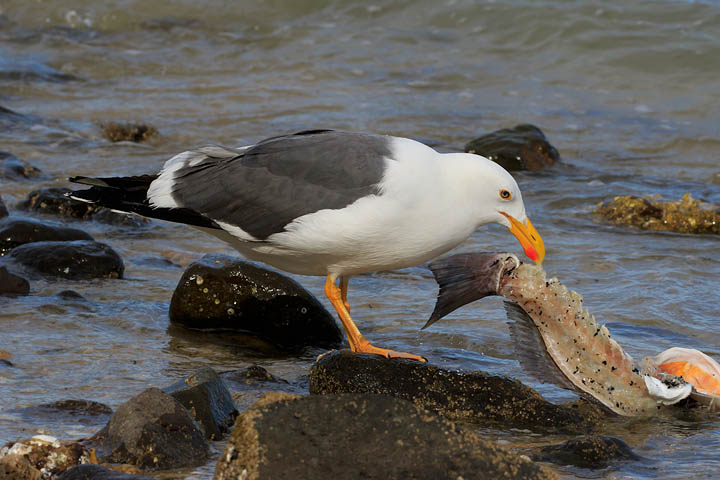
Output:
[168, 130, 392, 239]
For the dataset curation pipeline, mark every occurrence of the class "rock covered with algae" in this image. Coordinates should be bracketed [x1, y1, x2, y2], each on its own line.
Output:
[99, 121, 159, 143]
[594, 193, 720, 234]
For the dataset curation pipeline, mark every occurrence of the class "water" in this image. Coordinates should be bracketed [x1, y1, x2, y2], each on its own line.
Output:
[1, 0, 719, 477]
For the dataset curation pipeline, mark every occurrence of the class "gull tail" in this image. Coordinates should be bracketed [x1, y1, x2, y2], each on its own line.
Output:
[68, 175, 219, 228]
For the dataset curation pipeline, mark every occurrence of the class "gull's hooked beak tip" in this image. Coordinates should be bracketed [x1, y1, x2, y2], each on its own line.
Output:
[500, 212, 545, 265]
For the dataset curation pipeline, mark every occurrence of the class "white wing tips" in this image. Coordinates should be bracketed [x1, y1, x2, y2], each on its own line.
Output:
[147, 151, 195, 209]
[147, 145, 250, 210]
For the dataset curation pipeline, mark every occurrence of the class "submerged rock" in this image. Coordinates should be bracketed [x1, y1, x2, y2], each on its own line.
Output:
[99, 122, 159, 143]
[169, 255, 343, 351]
[0, 435, 89, 479]
[222, 365, 304, 413]
[594, 193, 720, 234]
[0, 151, 42, 180]
[2, 240, 124, 279]
[464, 124, 560, 171]
[58, 464, 154, 479]
[530, 436, 641, 469]
[163, 367, 238, 440]
[19, 187, 149, 226]
[0, 266, 29, 296]
[92, 387, 209, 470]
[310, 350, 596, 433]
[16, 400, 112, 425]
[225, 365, 291, 386]
[0, 216, 93, 255]
[214, 392, 556, 480]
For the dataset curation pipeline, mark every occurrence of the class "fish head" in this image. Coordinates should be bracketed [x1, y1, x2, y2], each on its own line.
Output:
[424, 252, 520, 329]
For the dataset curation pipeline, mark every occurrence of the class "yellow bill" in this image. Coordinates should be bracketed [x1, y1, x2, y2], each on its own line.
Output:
[500, 212, 545, 264]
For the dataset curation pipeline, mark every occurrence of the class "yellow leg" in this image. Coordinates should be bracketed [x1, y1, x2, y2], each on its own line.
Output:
[324, 274, 426, 362]
[340, 276, 350, 313]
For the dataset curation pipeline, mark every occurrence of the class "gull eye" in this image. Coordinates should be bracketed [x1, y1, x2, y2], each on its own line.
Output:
[499, 189, 512, 200]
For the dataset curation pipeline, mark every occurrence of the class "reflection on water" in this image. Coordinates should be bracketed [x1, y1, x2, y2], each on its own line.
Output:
[1, 0, 719, 478]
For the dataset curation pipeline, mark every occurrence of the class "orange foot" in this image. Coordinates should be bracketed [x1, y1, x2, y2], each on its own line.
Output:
[354, 339, 427, 362]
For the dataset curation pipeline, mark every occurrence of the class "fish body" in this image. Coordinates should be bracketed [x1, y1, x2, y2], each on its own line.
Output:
[428, 252, 694, 416]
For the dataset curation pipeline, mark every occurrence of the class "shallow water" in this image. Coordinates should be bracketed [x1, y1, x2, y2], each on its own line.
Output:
[1, 0, 719, 478]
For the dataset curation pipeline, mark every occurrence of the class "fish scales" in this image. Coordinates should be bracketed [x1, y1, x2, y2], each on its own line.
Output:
[498, 263, 660, 415]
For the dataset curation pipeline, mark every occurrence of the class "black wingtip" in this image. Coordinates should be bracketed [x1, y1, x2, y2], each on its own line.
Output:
[68, 176, 110, 188]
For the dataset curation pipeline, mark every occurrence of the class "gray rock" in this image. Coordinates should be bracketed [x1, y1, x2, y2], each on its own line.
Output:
[169, 255, 343, 351]
[465, 124, 560, 171]
[530, 435, 641, 469]
[214, 392, 557, 480]
[2, 240, 123, 279]
[0, 266, 29, 295]
[58, 464, 154, 480]
[0, 151, 42, 180]
[310, 350, 596, 433]
[92, 387, 209, 470]
[0, 216, 93, 255]
[163, 367, 238, 440]
[19, 187, 149, 227]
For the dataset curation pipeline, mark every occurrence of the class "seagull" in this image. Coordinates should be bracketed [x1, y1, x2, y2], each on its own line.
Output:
[69, 129, 545, 362]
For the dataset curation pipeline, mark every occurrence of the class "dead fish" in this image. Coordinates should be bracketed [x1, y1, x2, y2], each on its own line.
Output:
[426, 252, 695, 416]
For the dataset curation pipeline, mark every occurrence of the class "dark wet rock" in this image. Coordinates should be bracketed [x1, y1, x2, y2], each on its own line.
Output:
[0, 151, 42, 180]
[58, 464, 154, 480]
[163, 367, 238, 440]
[594, 193, 720, 234]
[99, 122, 159, 143]
[215, 392, 557, 480]
[92, 387, 209, 470]
[2, 240, 124, 280]
[464, 124, 560, 171]
[530, 435, 641, 469]
[0, 266, 29, 295]
[19, 187, 150, 226]
[0, 435, 89, 479]
[0, 216, 93, 255]
[0, 195, 8, 218]
[310, 350, 596, 433]
[169, 254, 343, 351]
